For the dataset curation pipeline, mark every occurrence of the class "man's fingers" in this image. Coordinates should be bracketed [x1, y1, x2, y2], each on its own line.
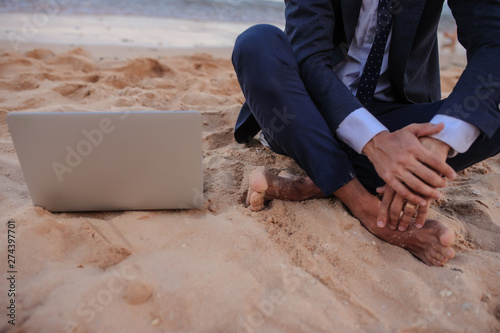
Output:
[388, 194, 406, 230]
[408, 122, 444, 138]
[387, 175, 429, 206]
[414, 200, 430, 228]
[377, 187, 395, 228]
[418, 150, 457, 181]
[400, 172, 442, 201]
[365, 123, 454, 205]
[399, 202, 416, 231]
[408, 123, 456, 180]
[408, 159, 448, 189]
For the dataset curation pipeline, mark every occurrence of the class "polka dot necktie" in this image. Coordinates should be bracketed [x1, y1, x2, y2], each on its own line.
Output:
[356, 0, 394, 107]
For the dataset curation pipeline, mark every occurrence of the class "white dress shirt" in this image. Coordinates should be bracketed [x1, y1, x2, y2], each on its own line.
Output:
[335, 0, 480, 156]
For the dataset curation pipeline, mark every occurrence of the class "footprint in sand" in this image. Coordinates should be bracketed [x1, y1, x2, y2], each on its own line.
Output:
[202, 127, 234, 150]
[442, 200, 500, 252]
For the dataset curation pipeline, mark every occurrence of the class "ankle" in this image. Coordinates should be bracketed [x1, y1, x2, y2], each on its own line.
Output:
[295, 177, 323, 200]
[334, 180, 379, 221]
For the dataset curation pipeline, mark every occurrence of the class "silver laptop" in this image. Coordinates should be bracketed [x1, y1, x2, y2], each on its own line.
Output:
[7, 111, 203, 212]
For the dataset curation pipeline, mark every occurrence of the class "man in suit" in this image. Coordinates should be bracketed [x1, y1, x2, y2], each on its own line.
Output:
[231, 0, 500, 266]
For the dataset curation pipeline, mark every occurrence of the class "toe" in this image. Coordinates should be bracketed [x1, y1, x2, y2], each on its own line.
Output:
[428, 248, 446, 266]
[249, 173, 268, 193]
[438, 226, 455, 247]
[444, 247, 456, 260]
[247, 168, 269, 209]
[249, 192, 265, 211]
[249, 204, 264, 212]
[423, 250, 440, 266]
[428, 241, 456, 266]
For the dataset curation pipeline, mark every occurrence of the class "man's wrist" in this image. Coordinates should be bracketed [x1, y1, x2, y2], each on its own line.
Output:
[429, 115, 480, 156]
[420, 136, 450, 161]
[362, 130, 389, 159]
[336, 108, 389, 154]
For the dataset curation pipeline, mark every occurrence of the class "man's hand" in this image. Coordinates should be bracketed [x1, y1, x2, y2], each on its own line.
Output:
[376, 185, 432, 230]
[419, 135, 452, 161]
[363, 123, 456, 206]
[376, 136, 453, 230]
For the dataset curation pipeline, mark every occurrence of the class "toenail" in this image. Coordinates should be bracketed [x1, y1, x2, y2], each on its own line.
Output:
[377, 220, 385, 228]
[415, 224, 422, 228]
[398, 225, 406, 231]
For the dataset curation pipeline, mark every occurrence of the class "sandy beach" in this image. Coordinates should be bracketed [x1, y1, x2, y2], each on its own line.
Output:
[0, 11, 499, 333]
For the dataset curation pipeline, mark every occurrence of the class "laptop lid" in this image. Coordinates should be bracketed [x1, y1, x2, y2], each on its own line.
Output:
[7, 111, 203, 212]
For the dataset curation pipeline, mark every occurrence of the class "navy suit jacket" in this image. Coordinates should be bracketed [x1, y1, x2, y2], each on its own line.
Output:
[234, 0, 500, 144]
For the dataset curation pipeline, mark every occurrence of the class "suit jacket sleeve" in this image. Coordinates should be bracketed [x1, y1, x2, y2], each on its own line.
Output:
[439, 0, 500, 139]
[284, 0, 364, 132]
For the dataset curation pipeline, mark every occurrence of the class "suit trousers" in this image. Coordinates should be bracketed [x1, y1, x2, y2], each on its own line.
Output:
[232, 24, 500, 196]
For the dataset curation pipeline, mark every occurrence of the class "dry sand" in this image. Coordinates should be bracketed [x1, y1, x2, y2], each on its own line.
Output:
[0, 41, 499, 332]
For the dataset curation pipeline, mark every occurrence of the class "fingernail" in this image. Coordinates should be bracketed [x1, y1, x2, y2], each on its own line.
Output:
[436, 193, 443, 200]
[416, 224, 422, 228]
[389, 225, 397, 230]
[377, 220, 384, 228]
[420, 201, 427, 206]
[398, 225, 406, 231]
[451, 171, 457, 179]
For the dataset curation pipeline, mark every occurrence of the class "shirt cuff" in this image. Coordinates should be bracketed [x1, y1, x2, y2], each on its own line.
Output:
[430, 114, 480, 158]
[336, 108, 389, 154]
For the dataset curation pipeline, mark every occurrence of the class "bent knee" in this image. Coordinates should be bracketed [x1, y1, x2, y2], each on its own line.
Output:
[233, 24, 287, 58]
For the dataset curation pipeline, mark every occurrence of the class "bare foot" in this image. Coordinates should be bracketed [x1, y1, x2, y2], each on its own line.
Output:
[277, 169, 302, 181]
[341, 186, 456, 266]
[246, 170, 456, 266]
[382, 220, 455, 266]
[247, 168, 269, 212]
[246, 167, 324, 211]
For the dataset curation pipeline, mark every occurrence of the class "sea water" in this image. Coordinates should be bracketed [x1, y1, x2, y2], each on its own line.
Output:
[0, 0, 286, 23]
[0, 0, 454, 28]
[0, 0, 453, 23]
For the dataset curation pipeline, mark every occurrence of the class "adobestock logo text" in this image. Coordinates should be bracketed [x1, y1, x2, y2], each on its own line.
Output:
[51, 113, 128, 183]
